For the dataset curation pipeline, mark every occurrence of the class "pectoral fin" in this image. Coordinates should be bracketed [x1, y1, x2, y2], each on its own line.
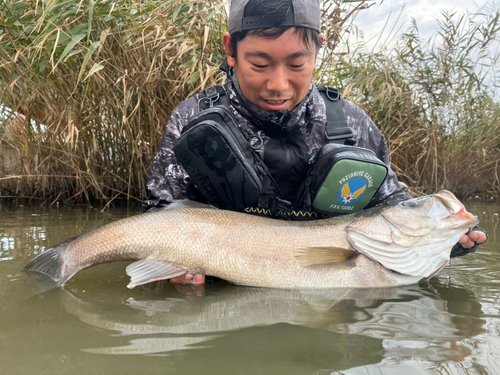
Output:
[295, 247, 358, 268]
[126, 259, 187, 289]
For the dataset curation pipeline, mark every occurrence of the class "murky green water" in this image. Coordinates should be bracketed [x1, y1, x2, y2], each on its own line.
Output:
[0, 200, 499, 375]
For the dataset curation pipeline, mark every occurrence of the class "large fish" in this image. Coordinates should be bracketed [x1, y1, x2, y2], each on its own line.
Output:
[24, 190, 478, 290]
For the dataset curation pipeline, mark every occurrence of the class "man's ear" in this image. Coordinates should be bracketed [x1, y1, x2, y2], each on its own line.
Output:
[223, 32, 236, 68]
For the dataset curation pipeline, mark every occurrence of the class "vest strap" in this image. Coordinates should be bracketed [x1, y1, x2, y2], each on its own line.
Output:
[316, 85, 355, 146]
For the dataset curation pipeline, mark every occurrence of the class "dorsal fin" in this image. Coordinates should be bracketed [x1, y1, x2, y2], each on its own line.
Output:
[295, 247, 358, 268]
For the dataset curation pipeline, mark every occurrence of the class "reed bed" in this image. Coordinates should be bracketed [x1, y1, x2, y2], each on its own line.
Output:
[0, 0, 362, 205]
[1, 0, 228, 205]
[326, 6, 500, 198]
[1, 0, 499, 205]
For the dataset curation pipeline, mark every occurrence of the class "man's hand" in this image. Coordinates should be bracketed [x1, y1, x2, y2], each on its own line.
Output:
[459, 230, 487, 249]
[170, 273, 205, 285]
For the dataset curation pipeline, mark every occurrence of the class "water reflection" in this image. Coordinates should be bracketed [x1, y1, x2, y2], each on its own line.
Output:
[0, 200, 498, 374]
[62, 285, 398, 337]
[60, 284, 389, 371]
[61, 278, 485, 367]
[340, 280, 485, 362]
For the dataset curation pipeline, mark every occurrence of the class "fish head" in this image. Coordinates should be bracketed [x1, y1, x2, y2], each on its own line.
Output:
[346, 190, 479, 278]
[381, 190, 479, 246]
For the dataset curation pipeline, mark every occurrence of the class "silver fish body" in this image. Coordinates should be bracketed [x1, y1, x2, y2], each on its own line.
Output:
[24, 190, 478, 290]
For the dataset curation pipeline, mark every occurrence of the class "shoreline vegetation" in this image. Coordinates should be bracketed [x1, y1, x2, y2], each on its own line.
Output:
[1, 0, 499, 207]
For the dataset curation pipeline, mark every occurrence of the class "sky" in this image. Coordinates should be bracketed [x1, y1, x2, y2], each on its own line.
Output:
[350, 0, 497, 49]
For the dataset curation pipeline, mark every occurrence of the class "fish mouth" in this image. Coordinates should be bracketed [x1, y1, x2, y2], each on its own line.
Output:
[433, 190, 478, 226]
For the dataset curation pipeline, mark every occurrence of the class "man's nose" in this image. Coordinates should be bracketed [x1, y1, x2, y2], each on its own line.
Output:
[266, 67, 289, 93]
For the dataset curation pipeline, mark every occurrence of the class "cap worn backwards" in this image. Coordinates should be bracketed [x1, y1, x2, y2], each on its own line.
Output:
[228, 0, 321, 34]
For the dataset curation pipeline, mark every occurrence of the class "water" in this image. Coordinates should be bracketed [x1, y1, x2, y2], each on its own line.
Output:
[0, 200, 499, 374]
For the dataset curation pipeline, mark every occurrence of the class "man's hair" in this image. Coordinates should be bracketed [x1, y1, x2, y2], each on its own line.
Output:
[230, 0, 322, 59]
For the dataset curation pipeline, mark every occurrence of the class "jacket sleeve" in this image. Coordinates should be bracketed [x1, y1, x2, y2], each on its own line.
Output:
[342, 99, 412, 207]
[142, 97, 202, 213]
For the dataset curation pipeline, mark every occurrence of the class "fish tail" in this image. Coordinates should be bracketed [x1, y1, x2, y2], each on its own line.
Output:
[24, 235, 81, 292]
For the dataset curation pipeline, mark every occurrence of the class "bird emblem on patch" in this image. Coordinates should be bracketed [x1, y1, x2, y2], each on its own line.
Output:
[337, 177, 367, 205]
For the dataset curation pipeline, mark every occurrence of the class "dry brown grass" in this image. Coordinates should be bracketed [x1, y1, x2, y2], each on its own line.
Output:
[1, 0, 498, 205]
[0, 0, 363, 205]
[327, 7, 500, 199]
[1, 0, 228, 204]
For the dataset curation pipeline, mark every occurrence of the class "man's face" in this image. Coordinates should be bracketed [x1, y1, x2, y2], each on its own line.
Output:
[224, 29, 318, 112]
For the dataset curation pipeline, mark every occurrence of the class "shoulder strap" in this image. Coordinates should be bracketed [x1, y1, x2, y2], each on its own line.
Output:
[316, 85, 355, 146]
[195, 84, 294, 217]
[197, 85, 229, 111]
[219, 58, 230, 73]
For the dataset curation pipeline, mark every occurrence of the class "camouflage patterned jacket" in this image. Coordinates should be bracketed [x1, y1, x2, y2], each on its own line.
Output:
[142, 69, 411, 213]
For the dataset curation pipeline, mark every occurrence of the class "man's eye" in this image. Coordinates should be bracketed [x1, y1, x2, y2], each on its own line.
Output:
[252, 64, 267, 69]
[290, 64, 305, 68]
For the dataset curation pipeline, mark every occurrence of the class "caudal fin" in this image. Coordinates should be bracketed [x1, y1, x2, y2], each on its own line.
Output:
[24, 235, 81, 292]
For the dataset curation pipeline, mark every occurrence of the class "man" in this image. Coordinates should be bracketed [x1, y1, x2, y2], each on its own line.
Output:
[143, 0, 487, 285]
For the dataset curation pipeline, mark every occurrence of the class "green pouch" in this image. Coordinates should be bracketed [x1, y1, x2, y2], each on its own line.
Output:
[306, 144, 388, 215]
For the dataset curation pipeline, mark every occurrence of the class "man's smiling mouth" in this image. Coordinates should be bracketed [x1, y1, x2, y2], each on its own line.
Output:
[264, 99, 289, 104]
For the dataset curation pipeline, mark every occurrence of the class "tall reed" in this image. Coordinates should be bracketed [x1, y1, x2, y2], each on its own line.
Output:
[324, 6, 500, 197]
[1, 0, 228, 205]
[0, 0, 364, 205]
[1, 0, 499, 204]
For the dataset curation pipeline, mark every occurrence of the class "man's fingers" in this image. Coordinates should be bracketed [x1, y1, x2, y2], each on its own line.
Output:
[192, 274, 205, 285]
[459, 231, 487, 249]
[459, 234, 468, 244]
[170, 274, 193, 284]
[169, 273, 205, 285]
[459, 235, 473, 249]
[468, 231, 487, 244]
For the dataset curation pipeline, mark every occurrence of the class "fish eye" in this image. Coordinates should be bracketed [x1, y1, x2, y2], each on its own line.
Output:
[402, 200, 419, 208]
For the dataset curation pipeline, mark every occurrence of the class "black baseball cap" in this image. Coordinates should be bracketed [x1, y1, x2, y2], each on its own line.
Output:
[228, 0, 321, 34]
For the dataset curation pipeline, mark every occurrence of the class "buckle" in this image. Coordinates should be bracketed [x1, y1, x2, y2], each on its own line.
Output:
[208, 93, 220, 108]
[198, 86, 221, 110]
[258, 197, 292, 213]
[197, 93, 220, 111]
[276, 198, 292, 213]
[325, 86, 340, 101]
[325, 127, 354, 142]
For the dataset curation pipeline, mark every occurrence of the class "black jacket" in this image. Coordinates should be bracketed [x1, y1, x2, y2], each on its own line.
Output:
[143, 69, 411, 213]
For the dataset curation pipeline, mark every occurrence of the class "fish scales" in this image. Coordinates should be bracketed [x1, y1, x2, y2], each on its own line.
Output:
[24, 191, 479, 290]
[64, 208, 393, 288]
